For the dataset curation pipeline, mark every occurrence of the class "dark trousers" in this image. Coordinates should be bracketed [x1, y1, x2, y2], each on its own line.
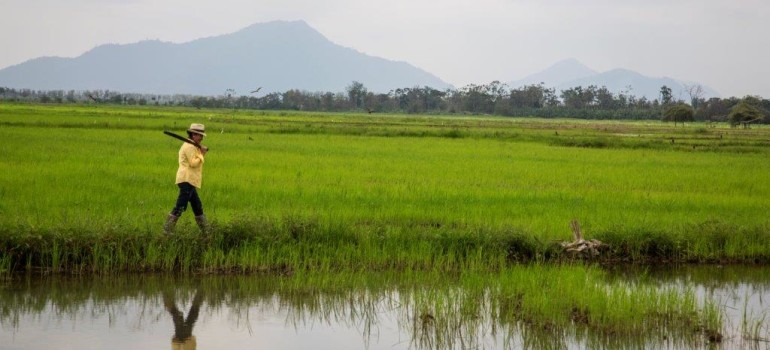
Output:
[171, 182, 203, 216]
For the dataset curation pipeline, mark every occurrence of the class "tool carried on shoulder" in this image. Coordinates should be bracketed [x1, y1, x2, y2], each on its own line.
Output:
[163, 130, 209, 152]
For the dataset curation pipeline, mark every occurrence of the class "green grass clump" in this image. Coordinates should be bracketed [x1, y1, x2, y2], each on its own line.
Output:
[0, 215, 533, 273]
[4, 214, 770, 274]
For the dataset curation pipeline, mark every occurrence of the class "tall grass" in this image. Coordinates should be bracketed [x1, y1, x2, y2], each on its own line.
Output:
[405, 265, 726, 348]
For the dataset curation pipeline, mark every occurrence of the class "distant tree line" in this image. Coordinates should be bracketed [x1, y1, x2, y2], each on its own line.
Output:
[1, 82, 768, 125]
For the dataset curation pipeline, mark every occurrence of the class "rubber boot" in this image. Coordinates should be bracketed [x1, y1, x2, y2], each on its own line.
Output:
[195, 214, 210, 234]
[164, 213, 180, 235]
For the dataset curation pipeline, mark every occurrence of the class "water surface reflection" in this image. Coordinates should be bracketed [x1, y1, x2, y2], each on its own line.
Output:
[164, 289, 202, 350]
[1, 266, 768, 349]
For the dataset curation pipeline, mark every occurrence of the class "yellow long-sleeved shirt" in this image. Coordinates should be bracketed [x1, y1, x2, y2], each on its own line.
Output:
[175, 143, 205, 188]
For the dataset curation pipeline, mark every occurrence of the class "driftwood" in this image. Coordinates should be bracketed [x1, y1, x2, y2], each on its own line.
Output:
[560, 219, 606, 257]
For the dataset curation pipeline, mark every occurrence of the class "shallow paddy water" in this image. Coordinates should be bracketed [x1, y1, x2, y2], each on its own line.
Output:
[1, 266, 769, 350]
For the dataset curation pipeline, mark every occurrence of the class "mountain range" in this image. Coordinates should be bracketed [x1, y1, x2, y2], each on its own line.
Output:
[0, 21, 719, 101]
[0, 20, 452, 95]
[508, 58, 719, 101]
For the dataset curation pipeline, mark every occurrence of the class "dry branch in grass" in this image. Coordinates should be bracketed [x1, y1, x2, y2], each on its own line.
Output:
[561, 219, 606, 256]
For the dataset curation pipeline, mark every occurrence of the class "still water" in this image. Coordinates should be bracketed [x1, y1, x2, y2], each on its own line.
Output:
[1, 266, 769, 350]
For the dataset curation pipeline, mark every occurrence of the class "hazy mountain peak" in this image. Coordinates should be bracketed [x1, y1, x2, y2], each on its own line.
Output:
[509, 58, 719, 100]
[0, 20, 452, 95]
[547, 58, 596, 74]
[562, 68, 719, 100]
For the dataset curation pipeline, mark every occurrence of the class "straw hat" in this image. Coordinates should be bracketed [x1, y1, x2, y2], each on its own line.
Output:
[187, 123, 206, 136]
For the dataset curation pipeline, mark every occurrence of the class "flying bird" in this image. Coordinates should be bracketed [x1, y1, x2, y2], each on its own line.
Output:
[250, 87, 262, 94]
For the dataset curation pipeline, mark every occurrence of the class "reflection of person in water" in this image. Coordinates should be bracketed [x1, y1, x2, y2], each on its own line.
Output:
[164, 290, 203, 350]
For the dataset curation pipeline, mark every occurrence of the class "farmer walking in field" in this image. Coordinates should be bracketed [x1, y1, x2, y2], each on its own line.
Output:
[164, 123, 209, 234]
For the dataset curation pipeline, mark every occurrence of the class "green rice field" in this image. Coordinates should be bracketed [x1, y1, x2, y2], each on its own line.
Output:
[4, 102, 770, 346]
[2, 103, 770, 272]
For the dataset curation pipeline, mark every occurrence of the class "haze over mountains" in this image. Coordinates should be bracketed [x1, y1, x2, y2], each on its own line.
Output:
[508, 58, 720, 101]
[0, 20, 718, 101]
[0, 20, 452, 96]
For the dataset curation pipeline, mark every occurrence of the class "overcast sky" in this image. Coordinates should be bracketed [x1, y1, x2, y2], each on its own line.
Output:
[1, 0, 768, 97]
